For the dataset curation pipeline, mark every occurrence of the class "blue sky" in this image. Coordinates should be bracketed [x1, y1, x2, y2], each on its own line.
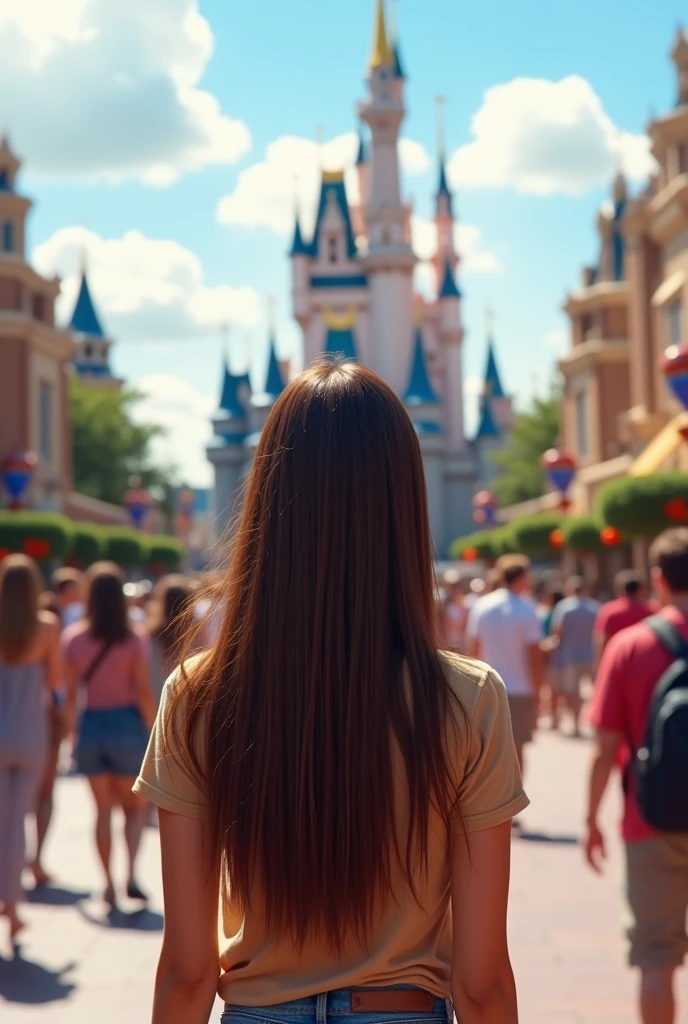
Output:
[0, 0, 682, 484]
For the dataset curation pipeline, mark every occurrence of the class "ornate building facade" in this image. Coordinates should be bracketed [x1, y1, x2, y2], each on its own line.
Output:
[559, 29, 688, 514]
[208, 0, 513, 554]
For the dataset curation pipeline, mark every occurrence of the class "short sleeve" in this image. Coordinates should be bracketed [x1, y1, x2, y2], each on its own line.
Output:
[523, 606, 544, 645]
[588, 633, 630, 734]
[453, 670, 529, 833]
[133, 670, 208, 820]
[465, 602, 481, 641]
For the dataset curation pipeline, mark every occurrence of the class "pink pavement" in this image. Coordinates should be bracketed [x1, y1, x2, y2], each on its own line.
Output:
[0, 731, 686, 1023]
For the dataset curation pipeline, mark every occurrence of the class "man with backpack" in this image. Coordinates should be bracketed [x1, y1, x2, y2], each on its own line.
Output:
[584, 528, 688, 1024]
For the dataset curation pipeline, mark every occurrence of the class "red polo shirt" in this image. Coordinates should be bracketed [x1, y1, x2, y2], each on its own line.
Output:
[594, 596, 655, 642]
[588, 605, 688, 843]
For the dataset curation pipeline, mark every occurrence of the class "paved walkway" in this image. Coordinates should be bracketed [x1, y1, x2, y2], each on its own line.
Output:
[1, 731, 686, 1023]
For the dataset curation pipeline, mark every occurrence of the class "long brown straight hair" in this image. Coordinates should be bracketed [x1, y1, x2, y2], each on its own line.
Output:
[0, 554, 42, 663]
[177, 361, 462, 950]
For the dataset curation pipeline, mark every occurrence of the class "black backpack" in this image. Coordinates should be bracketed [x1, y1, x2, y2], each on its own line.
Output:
[633, 616, 688, 832]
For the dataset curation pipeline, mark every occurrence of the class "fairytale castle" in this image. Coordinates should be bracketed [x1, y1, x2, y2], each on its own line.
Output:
[208, 0, 512, 554]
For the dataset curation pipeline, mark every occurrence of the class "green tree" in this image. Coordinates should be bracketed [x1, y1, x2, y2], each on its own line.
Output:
[70, 378, 175, 507]
[489, 389, 561, 507]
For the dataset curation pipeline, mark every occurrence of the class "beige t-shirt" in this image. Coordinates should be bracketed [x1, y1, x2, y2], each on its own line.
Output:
[134, 651, 528, 1006]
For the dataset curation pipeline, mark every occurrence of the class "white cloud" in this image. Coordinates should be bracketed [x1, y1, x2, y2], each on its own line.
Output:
[411, 216, 504, 277]
[464, 375, 486, 398]
[33, 226, 260, 340]
[131, 373, 214, 487]
[217, 132, 431, 236]
[544, 327, 568, 352]
[449, 75, 657, 196]
[0, 0, 250, 184]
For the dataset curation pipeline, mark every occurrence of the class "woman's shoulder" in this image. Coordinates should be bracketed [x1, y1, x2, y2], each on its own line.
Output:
[61, 620, 90, 649]
[38, 609, 60, 632]
[160, 650, 211, 702]
[437, 649, 505, 718]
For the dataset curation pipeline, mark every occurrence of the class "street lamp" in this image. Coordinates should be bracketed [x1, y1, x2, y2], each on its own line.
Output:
[0, 449, 37, 509]
[124, 475, 152, 530]
[541, 447, 577, 510]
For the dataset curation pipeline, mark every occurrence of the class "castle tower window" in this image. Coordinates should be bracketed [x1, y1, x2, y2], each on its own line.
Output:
[328, 237, 338, 264]
[2, 220, 13, 252]
[85, 343, 93, 359]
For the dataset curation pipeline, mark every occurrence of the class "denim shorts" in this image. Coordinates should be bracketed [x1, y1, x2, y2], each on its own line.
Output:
[76, 706, 149, 777]
[221, 986, 453, 1024]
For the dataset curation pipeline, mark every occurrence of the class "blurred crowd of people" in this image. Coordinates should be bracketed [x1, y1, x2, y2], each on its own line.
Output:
[0, 556, 202, 941]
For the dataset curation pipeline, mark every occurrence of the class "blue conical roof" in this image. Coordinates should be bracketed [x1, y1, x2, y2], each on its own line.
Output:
[289, 213, 308, 257]
[439, 259, 461, 299]
[69, 271, 105, 338]
[264, 336, 285, 398]
[475, 395, 501, 439]
[484, 339, 505, 399]
[436, 157, 454, 216]
[404, 327, 439, 405]
[393, 43, 405, 79]
[325, 325, 357, 360]
[218, 361, 246, 419]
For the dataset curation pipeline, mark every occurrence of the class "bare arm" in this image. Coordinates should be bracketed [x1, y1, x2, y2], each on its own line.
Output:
[152, 810, 219, 1024]
[582, 730, 622, 873]
[451, 821, 518, 1024]
[134, 646, 157, 731]
[40, 614, 61, 693]
[525, 642, 544, 696]
[592, 632, 606, 674]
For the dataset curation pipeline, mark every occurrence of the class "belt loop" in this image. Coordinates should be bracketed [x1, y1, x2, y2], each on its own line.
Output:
[316, 991, 327, 1024]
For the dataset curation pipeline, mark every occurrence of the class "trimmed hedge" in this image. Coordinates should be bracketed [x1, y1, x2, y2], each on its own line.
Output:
[103, 527, 146, 568]
[0, 511, 74, 561]
[71, 523, 106, 567]
[561, 515, 605, 552]
[146, 537, 185, 573]
[450, 526, 516, 562]
[510, 513, 565, 557]
[596, 472, 688, 537]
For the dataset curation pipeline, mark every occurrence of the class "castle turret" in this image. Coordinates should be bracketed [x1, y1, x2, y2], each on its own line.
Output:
[207, 354, 251, 534]
[672, 27, 688, 107]
[473, 318, 513, 484]
[356, 128, 370, 214]
[358, 0, 415, 395]
[324, 308, 358, 360]
[68, 264, 119, 385]
[289, 204, 309, 325]
[0, 135, 31, 258]
[404, 324, 445, 544]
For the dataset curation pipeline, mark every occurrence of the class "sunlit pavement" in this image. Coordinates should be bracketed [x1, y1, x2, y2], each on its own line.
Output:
[1, 731, 686, 1024]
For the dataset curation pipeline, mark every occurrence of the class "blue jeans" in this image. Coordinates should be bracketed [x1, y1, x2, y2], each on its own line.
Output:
[221, 986, 453, 1024]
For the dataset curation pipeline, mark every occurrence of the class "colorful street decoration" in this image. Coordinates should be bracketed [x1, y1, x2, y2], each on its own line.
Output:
[549, 528, 565, 549]
[0, 450, 37, 509]
[661, 344, 688, 411]
[176, 485, 195, 538]
[124, 476, 152, 530]
[541, 447, 577, 509]
[472, 489, 499, 527]
[600, 526, 622, 547]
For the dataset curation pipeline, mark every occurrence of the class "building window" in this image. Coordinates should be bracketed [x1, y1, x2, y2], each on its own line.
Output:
[328, 237, 338, 264]
[575, 390, 588, 458]
[667, 300, 682, 347]
[2, 220, 13, 252]
[39, 381, 53, 463]
[84, 343, 92, 359]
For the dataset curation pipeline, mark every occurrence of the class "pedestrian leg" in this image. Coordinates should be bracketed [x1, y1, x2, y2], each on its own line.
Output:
[113, 776, 147, 901]
[87, 774, 115, 903]
[640, 967, 675, 1024]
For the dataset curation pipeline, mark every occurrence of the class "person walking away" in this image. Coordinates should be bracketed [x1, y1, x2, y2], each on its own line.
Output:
[540, 587, 564, 729]
[593, 570, 655, 665]
[134, 363, 527, 1024]
[439, 569, 468, 653]
[0, 555, 59, 941]
[584, 528, 688, 1024]
[466, 554, 544, 777]
[62, 562, 156, 906]
[550, 577, 599, 737]
[29, 572, 82, 887]
[51, 567, 85, 629]
[148, 575, 195, 705]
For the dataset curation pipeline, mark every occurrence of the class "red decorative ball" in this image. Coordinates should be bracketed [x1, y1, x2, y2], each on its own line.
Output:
[463, 547, 478, 562]
[23, 537, 50, 559]
[665, 498, 688, 522]
[0, 548, 9, 561]
[600, 526, 622, 547]
[549, 529, 565, 549]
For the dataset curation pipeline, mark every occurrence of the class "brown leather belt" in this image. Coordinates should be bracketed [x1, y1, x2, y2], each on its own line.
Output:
[350, 990, 435, 1013]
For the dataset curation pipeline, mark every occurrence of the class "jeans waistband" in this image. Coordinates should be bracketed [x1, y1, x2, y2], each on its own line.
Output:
[224, 986, 452, 1018]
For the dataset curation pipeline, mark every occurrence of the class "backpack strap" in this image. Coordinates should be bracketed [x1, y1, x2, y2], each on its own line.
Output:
[646, 615, 688, 661]
[82, 639, 115, 687]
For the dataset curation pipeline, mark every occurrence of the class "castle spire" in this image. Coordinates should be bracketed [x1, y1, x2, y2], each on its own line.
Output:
[435, 95, 454, 217]
[369, 0, 394, 71]
[69, 267, 105, 338]
[483, 307, 506, 399]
